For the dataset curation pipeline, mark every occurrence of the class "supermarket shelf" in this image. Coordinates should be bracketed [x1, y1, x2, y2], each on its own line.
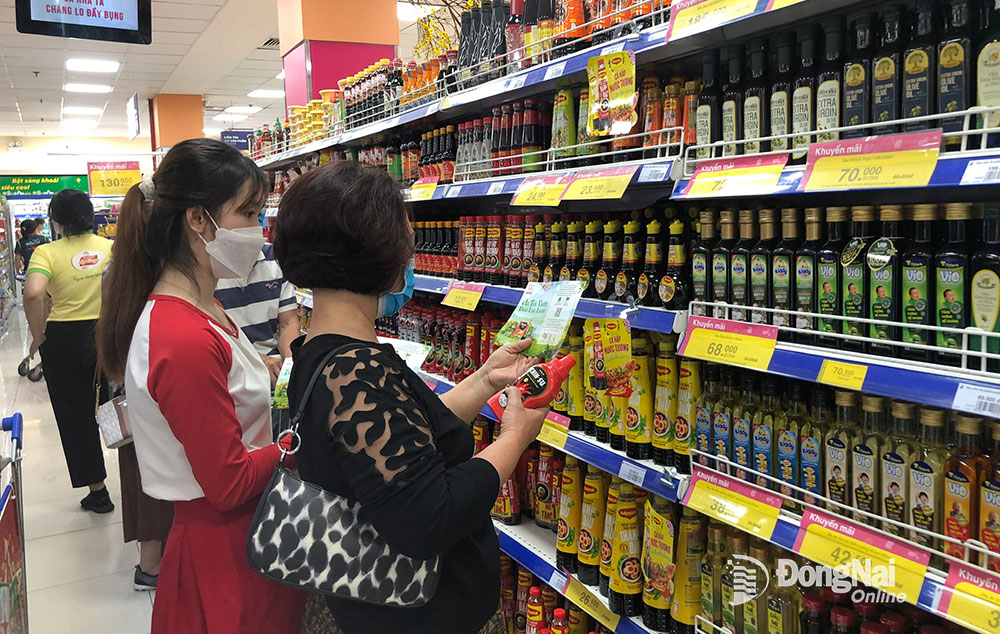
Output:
[414, 275, 686, 335]
[494, 520, 656, 634]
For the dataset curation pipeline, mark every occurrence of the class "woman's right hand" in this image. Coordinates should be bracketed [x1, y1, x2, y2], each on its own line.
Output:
[498, 386, 549, 447]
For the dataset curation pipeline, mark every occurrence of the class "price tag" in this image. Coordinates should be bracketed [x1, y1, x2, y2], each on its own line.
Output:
[952, 382, 1000, 417]
[794, 509, 930, 604]
[618, 461, 647, 487]
[637, 163, 671, 183]
[816, 359, 868, 391]
[544, 62, 568, 81]
[537, 421, 569, 449]
[384, 116, 400, 128]
[445, 185, 462, 198]
[938, 563, 1000, 634]
[563, 576, 621, 630]
[409, 176, 439, 201]
[800, 130, 942, 192]
[511, 175, 572, 206]
[678, 315, 778, 372]
[766, 0, 807, 10]
[548, 570, 568, 591]
[599, 42, 625, 55]
[87, 160, 141, 196]
[682, 465, 782, 538]
[507, 75, 527, 91]
[683, 154, 788, 198]
[441, 281, 486, 311]
[487, 181, 507, 196]
[666, 0, 759, 42]
[960, 158, 1000, 185]
[562, 166, 639, 200]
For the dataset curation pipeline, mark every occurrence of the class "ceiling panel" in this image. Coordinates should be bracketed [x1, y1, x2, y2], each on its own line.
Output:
[152, 3, 224, 21]
[151, 17, 211, 34]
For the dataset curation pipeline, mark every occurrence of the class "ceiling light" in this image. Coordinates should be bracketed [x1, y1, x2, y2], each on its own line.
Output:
[224, 106, 262, 114]
[64, 83, 113, 94]
[66, 58, 120, 73]
[203, 127, 223, 136]
[213, 113, 248, 123]
[61, 118, 99, 130]
[275, 70, 285, 80]
[247, 90, 284, 99]
[62, 106, 103, 116]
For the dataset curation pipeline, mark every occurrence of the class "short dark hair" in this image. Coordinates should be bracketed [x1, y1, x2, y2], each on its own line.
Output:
[274, 161, 412, 295]
[49, 189, 94, 235]
[19, 219, 35, 235]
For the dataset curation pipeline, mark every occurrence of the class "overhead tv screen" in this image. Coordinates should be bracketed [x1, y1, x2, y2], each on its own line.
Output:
[16, 0, 152, 45]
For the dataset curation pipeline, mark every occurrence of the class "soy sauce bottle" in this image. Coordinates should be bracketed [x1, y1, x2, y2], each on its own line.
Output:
[578, 220, 602, 298]
[711, 211, 737, 318]
[596, 220, 623, 301]
[792, 28, 819, 164]
[722, 44, 745, 157]
[817, 17, 845, 143]
[904, 0, 938, 131]
[817, 207, 849, 348]
[795, 208, 824, 344]
[613, 220, 642, 304]
[770, 32, 796, 155]
[872, 5, 905, 135]
[696, 49, 723, 160]
[772, 209, 802, 341]
[691, 211, 717, 316]
[843, 14, 873, 139]
[730, 210, 756, 322]
[902, 204, 938, 361]
[544, 220, 566, 282]
[638, 219, 663, 307]
[936, 203, 973, 365]
[744, 37, 769, 154]
[939, 0, 974, 150]
[842, 206, 876, 351]
[867, 205, 906, 357]
[561, 220, 584, 282]
[750, 209, 778, 325]
[661, 219, 692, 311]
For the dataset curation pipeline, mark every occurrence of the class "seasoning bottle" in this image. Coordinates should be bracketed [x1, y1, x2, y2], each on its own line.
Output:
[613, 220, 642, 303]
[772, 208, 802, 338]
[534, 444, 556, 529]
[551, 608, 570, 634]
[771, 32, 796, 154]
[731, 210, 757, 322]
[683, 80, 702, 149]
[800, 387, 830, 506]
[873, 5, 905, 134]
[720, 530, 748, 634]
[829, 607, 858, 634]
[595, 220, 623, 301]
[792, 28, 819, 164]
[944, 415, 990, 559]
[578, 220, 602, 298]
[691, 211, 717, 315]
[732, 373, 760, 481]
[527, 216, 547, 284]
[674, 359, 702, 476]
[510, 101, 525, 173]
[641, 73, 664, 159]
[843, 14, 873, 138]
[641, 494, 675, 631]
[695, 364, 722, 470]
[653, 341, 679, 468]
[939, 0, 974, 150]
[903, 0, 938, 131]
[712, 211, 737, 318]
[556, 456, 583, 572]
[505, 0, 525, 70]
[576, 88, 602, 166]
[911, 407, 949, 557]
[744, 38, 769, 154]
[722, 44, 745, 157]
[598, 476, 622, 597]
[868, 205, 906, 356]
[882, 401, 918, 536]
[753, 376, 780, 490]
[700, 523, 727, 626]
[879, 612, 907, 634]
[544, 220, 566, 283]
[800, 593, 828, 634]
[608, 482, 642, 616]
[487, 355, 577, 419]
[696, 49, 723, 160]
[841, 206, 876, 351]
[901, 204, 937, 361]
[826, 390, 860, 510]
[672, 507, 705, 633]
[982, 422, 1000, 571]
[777, 381, 806, 510]
[526, 586, 545, 633]
[853, 396, 888, 523]
[576, 468, 606, 585]
[492, 425, 522, 526]
[973, 203, 1000, 369]
[522, 99, 544, 173]
[661, 82, 684, 155]
[936, 203, 972, 365]
[522, 0, 538, 68]
[750, 209, 779, 325]
[625, 338, 654, 460]
[638, 219, 663, 307]
[817, 16, 845, 143]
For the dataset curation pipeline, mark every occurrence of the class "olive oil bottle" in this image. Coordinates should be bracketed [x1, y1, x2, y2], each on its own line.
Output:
[695, 364, 722, 469]
[826, 390, 861, 511]
[713, 367, 739, 473]
[843, 14, 874, 138]
[744, 38, 769, 154]
[697, 49, 723, 160]
[902, 204, 938, 361]
[731, 210, 757, 322]
[903, 0, 938, 131]
[772, 208, 802, 340]
[936, 203, 973, 365]
[792, 28, 819, 164]
[723, 44, 745, 157]
[770, 32, 796, 155]
[842, 206, 876, 351]
[800, 387, 831, 506]
[777, 381, 806, 510]
[691, 211, 717, 316]
[794, 208, 824, 343]
[750, 209, 779, 325]
[712, 211, 738, 318]
[731, 372, 759, 481]
[753, 376, 781, 490]
[939, 0, 974, 151]
[817, 17, 845, 143]
[853, 396, 889, 524]
[977, 0, 1000, 144]
[972, 203, 1000, 369]
[721, 530, 748, 634]
[868, 205, 907, 356]
[911, 407, 949, 558]
[883, 400, 918, 536]
[943, 415, 990, 560]
[817, 207, 849, 346]
[700, 523, 728, 627]
[873, 4, 905, 135]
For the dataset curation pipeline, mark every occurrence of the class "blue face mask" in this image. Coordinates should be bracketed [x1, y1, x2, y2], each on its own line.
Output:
[377, 259, 415, 318]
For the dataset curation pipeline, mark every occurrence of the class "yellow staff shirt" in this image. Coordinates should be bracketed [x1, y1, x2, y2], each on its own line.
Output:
[27, 234, 112, 322]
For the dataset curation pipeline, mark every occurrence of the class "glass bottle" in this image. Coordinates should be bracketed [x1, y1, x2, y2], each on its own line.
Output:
[711, 211, 737, 318]
[910, 407, 949, 558]
[826, 391, 860, 511]
[578, 220, 602, 298]
[816, 207, 848, 347]
[522, 99, 544, 173]
[535, 0, 555, 64]
[853, 396, 888, 524]
[691, 211, 717, 315]
[720, 530, 748, 634]
[730, 210, 757, 322]
[744, 541, 770, 634]
[943, 415, 990, 559]
[902, 204, 937, 361]
[767, 558, 801, 634]
[770, 31, 796, 155]
[829, 608, 856, 634]
[722, 44, 745, 157]
[731, 372, 759, 481]
[510, 101, 525, 174]
[744, 38, 769, 154]
[561, 220, 584, 282]
[608, 482, 642, 616]
[595, 220, 623, 301]
[753, 376, 780, 490]
[713, 368, 739, 473]
[868, 205, 907, 356]
[772, 208, 802, 339]
[801, 387, 831, 506]
[981, 421, 1000, 571]
[544, 220, 566, 283]
[843, 14, 874, 138]
[936, 203, 972, 365]
[978, 0, 1000, 145]
[841, 206, 876, 351]
[695, 364, 722, 470]
[904, 0, 938, 131]
[792, 28, 819, 164]
[506, 0, 526, 71]
[599, 476, 622, 596]
[696, 49, 723, 160]
[800, 593, 828, 634]
[700, 523, 728, 627]
[817, 16, 845, 143]
[660, 219, 691, 311]
[490, 0, 507, 80]
[638, 219, 662, 306]
[793, 208, 823, 343]
[523, 0, 539, 67]
[625, 338, 654, 460]
[613, 220, 642, 303]
[749, 209, 779, 326]
[973, 203, 1000, 369]
[776, 381, 806, 510]
[882, 400, 918, 536]
[873, 5, 905, 135]
[939, 0, 974, 150]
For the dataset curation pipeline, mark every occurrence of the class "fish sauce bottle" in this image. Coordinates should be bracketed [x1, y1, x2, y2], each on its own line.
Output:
[660, 220, 692, 311]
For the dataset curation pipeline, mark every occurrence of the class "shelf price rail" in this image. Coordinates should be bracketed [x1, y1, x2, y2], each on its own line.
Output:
[676, 449, 1000, 634]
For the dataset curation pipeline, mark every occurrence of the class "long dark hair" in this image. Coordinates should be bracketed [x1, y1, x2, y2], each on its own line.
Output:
[96, 138, 268, 380]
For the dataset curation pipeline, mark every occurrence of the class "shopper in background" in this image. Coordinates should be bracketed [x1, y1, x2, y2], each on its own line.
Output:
[275, 161, 548, 634]
[15, 218, 48, 272]
[24, 189, 113, 513]
[95, 138, 306, 633]
[99, 183, 174, 591]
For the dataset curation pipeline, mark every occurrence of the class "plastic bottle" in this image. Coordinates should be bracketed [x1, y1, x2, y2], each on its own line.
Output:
[695, 364, 722, 470]
[536, 445, 557, 530]
[671, 507, 705, 634]
[799, 593, 828, 634]
[800, 387, 830, 505]
[526, 586, 545, 634]
[744, 541, 770, 634]
[826, 390, 860, 510]
[721, 530, 748, 634]
[492, 427, 523, 525]
[700, 522, 727, 626]
[550, 608, 569, 634]
[982, 421, 1000, 571]
[652, 340, 679, 467]
[732, 372, 760, 480]
[487, 355, 576, 419]
[608, 482, 642, 616]
[642, 494, 675, 632]
[598, 476, 621, 597]
[576, 468, 607, 585]
[829, 607, 857, 634]
[777, 381, 806, 510]
[515, 568, 534, 633]
[910, 407, 949, 558]
[556, 455, 583, 572]
[542, 585, 559, 627]
[883, 401, 918, 535]
[625, 339, 654, 460]
[674, 359, 702, 475]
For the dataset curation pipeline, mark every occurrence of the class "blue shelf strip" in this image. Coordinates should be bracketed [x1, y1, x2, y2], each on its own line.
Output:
[414, 275, 681, 335]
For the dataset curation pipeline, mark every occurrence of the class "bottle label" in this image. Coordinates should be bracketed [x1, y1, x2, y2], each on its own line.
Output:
[744, 95, 762, 154]
[745, 596, 761, 634]
[826, 438, 850, 505]
[795, 255, 815, 329]
[731, 253, 748, 320]
[713, 411, 732, 466]
[692, 252, 708, 303]
[750, 253, 769, 324]
[938, 42, 969, 133]
[843, 63, 868, 133]
[752, 422, 773, 489]
[648, 243, 664, 266]
[614, 272, 629, 298]
[972, 269, 1000, 355]
[771, 255, 791, 327]
[867, 238, 896, 341]
[936, 257, 965, 348]
[816, 79, 841, 142]
[944, 470, 973, 558]
[560, 267, 574, 282]
[882, 451, 909, 535]
[668, 244, 685, 267]
[577, 269, 591, 292]
[777, 427, 797, 498]
[852, 442, 878, 516]
[696, 104, 713, 159]
[642, 501, 674, 609]
[842, 263, 866, 335]
[623, 242, 638, 264]
[595, 269, 609, 294]
[637, 273, 650, 300]
[980, 480, 1000, 572]
[721, 573, 737, 629]
[817, 254, 839, 333]
[659, 276, 677, 304]
[653, 359, 677, 452]
[695, 405, 712, 466]
[722, 99, 738, 157]
[609, 503, 642, 594]
[903, 256, 931, 345]
[712, 253, 728, 303]
[792, 86, 813, 159]
[873, 56, 899, 130]
[800, 433, 822, 500]
[733, 416, 751, 476]
[600, 491, 618, 576]
[700, 562, 716, 622]
[595, 393, 609, 430]
[766, 597, 785, 634]
[903, 48, 933, 127]
[910, 460, 939, 547]
[770, 90, 789, 152]
[979, 43, 1000, 129]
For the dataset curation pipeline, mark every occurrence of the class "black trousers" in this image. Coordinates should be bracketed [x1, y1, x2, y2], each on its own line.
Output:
[39, 319, 108, 488]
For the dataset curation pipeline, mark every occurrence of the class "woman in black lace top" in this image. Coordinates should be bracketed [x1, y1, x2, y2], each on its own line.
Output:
[274, 161, 550, 634]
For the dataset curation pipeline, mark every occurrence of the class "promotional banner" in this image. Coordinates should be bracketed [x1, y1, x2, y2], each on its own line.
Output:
[87, 161, 141, 197]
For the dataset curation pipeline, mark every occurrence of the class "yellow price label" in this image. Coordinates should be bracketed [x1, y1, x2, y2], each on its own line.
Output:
[681, 328, 776, 371]
[816, 359, 868, 391]
[767, 0, 807, 10]
[537, 420, 569, 449]
[441, 282, 485, 311]
[88, 161, 141, 197]
[802, 131, 942, 192]
[409, 180, 439, 201]
[684, 156, 787, 198]
[682, 469, 781, 539]
[668, 0, 758, 42]
[946, 581, 1000, 634]
[562, 167, 637, 200]
[563, 576, 621, 630]
[511, 178, 569, 206]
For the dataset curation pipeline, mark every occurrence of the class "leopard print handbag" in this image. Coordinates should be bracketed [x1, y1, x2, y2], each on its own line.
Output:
[246, 346, 441, 607]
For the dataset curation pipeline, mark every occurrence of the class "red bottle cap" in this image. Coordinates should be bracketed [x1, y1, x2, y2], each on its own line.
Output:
[861, 624, 888, 634]
[855, 601, 879, 618]
[802, 593, 825, 612]
[553, 608, 566, 620]
[540, 630, 551, 634]
[879, 612, 906, 634]
[824, 587, 851, 604]
[552, 460, 564, 471]
[831, 608, 856, 627]
[529, 586, 541, 597]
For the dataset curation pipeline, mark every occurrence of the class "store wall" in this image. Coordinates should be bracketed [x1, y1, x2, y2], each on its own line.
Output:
[0, 136, 156, 177]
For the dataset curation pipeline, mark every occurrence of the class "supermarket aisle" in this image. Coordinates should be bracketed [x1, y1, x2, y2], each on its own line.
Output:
[0, 309, 153, 634]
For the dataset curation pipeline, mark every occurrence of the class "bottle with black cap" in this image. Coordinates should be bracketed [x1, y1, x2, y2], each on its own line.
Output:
[872, 4, 905, 135]
[721, 44, 745, 157]
[744, 37, 769, 154]
[817, 16, 845, 143]
[903, 0, 938, 131]
[843, 13, 874, 139]
[770, 32, 796, 155]
[696, 49, 722, 160]
[791, 27, 819, 164]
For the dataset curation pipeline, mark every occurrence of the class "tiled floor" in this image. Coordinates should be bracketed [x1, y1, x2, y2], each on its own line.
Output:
[1, 308, 153, 633]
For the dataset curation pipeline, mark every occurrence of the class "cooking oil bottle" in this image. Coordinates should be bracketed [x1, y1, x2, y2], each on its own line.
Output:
[766, 558, 801, 634]
[842, 205, 876, 350]
[700, 522, 728, 626]
[776, 381, 806, 510]
[744, 540, 770, 634]
[753, 376, 781, 490]
[825, 391, 860, 511]
[732, 372, 759, 480]
[853, 396, 889, 523]
[800, 387, 831, 506]
[653, 340, 679, 468]
[713, 367, 740, 473]
[721, 529, 748, 634]
[882, 400, 918, 536]
[911, 407, 949, 558]
[672, 508, 706, 634]
[696, 364, 722, 469]
[943, 415, 990, 560]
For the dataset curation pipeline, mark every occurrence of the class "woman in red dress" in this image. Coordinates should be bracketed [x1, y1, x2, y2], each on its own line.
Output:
[96, 139, 307, 633]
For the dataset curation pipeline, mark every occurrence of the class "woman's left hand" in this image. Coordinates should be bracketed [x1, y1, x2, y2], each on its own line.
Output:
[480, 338, 543, 392]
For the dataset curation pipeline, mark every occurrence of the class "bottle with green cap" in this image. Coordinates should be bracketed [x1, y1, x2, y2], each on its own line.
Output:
[659, 219, 691, 311]
[638, 219, 663, 307]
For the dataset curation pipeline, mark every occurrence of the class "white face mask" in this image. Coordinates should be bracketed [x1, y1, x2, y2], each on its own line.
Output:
[198, 212, 266, 279]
